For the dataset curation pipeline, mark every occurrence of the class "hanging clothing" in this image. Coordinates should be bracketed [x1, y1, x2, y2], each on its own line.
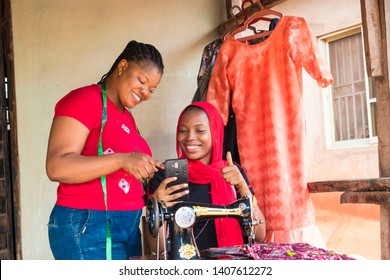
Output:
[206, 16, 333, 248]
[193, 19, 281, 164]
[192, 38, 223, 103]
[192, 19, 280, 103]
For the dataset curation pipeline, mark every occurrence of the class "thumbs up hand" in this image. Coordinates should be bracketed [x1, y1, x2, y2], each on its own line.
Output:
[226, 150, 234, 166]
[222, 151, 248, 192]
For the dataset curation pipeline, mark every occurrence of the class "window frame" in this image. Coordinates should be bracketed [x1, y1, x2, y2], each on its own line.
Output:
[319, 25, 378, 149]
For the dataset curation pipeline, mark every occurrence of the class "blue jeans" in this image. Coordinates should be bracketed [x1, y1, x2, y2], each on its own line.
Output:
[48, 205, 142, 260]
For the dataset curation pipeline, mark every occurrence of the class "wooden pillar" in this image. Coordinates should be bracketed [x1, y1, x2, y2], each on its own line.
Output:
[376, 2, 390, 259]
[360, 0, 390, 260]
[377, 0, 390, 178]
[381, 203, 390, 259]
[360, 0, 383, 76]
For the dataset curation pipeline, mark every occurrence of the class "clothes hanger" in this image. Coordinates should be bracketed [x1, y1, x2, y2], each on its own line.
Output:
[222, 5, 244, 37]
[229, 0, 283, 42]
[242, 0, 263, 34]
[242, 0, 272, 25]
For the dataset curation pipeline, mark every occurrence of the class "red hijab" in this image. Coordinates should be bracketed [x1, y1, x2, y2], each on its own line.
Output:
[176, 102, 243, 247]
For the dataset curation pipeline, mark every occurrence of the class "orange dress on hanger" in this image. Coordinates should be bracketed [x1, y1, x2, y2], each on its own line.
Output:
[206, 16, 333, 247]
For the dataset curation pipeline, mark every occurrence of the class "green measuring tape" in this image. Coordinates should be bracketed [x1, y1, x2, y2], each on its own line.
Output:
[98, 82, 147, 260]
[99, 82, 112, 260]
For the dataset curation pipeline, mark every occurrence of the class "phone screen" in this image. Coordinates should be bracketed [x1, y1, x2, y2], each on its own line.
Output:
[164, 158, 189, 200]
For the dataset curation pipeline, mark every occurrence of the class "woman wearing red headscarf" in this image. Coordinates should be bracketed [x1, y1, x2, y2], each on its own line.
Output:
[147, 102, 266, 251]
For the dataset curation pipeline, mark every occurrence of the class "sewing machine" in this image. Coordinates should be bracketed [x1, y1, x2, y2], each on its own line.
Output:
[146, 195, 260, 260]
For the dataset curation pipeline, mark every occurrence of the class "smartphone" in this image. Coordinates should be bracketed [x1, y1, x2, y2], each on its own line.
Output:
[164, 158, 189, 201]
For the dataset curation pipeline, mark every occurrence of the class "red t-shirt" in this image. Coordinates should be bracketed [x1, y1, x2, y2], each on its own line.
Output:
[54, 84, 151, 210]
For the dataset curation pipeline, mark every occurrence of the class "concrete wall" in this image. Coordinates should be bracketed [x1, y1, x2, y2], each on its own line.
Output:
[10, 0, 380, 259]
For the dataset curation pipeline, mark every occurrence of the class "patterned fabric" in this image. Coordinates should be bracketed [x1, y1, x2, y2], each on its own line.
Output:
[248, 242, 355, 260]
[208, 243, 355, 260]
[206, 16, 333, 247]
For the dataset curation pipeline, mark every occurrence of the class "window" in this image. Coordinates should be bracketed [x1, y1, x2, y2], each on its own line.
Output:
[320, 27, 377, 148]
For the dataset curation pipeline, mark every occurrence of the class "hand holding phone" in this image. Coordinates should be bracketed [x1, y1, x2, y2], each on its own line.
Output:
[164, 158, 189, 201]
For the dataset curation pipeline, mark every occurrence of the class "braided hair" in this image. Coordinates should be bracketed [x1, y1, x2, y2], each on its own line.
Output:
[98, 40, 164, 84]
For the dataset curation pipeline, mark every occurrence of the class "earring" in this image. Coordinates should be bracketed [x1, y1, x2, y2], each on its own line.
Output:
[119, 72, 122, 76]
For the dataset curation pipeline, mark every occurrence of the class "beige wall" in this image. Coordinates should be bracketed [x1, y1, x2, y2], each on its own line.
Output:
[11, 0, 380, 259]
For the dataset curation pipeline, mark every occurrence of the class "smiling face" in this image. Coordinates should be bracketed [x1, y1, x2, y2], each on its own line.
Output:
[177, 107, 213, 165]
[115, 60, 162, 109]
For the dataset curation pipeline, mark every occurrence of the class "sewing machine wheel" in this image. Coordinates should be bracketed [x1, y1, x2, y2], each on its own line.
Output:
[175, 206, 196, 228]
[146, 196, 161, 237]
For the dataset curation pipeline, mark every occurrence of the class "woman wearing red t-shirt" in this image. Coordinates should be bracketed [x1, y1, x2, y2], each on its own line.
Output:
[46, 40, 164, 260]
